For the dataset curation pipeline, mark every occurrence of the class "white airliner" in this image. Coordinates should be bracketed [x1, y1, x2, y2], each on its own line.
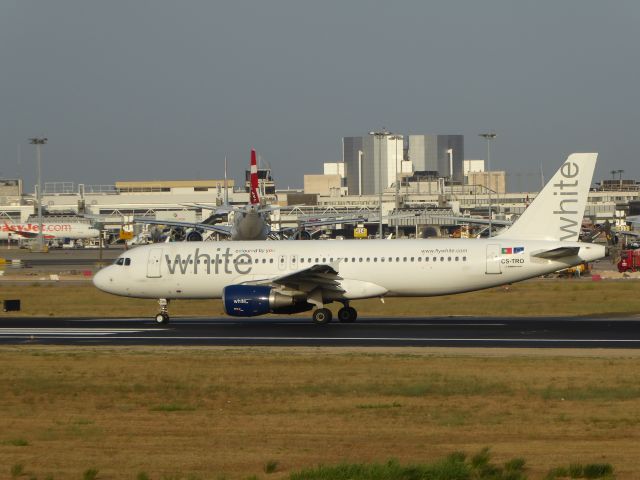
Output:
[135, 150, 273, 241]
[1, 217, 100, 241]
[94, 153, 606, 324]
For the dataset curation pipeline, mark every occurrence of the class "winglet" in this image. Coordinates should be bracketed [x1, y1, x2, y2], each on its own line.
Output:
[249, 149, 260, 205]
[497, 153, 597, 241]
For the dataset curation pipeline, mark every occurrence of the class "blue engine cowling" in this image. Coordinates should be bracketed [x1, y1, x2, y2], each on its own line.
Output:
[222, 285, 312, 317]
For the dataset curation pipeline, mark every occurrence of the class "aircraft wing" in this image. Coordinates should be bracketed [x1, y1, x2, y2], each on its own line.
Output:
[436, 215, 513, 226]
[133, 218, 232, 236]
[243, 263, 345, 294]
[7, 229, 38, 238]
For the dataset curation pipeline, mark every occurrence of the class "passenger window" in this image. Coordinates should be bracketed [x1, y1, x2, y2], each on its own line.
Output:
[301, 258, 305, 263]
[448, 257, 452, 262]
[262, 259, 266, 264]
[269, 259, 274, 263]
[359, 258, 363, 262]
[455, 256, 459, 261]
[417, 257, 422, 262]
[410, 257, 414, 262]
[344, 258, 348, 263]
[366, 258, 370, 262]
[322, 258, 326, 262]
[255, 258, 259, 263]
[463, 256, 467, 261]
[403, 257, 407, 262]
[425, 257, 429, 262]
[440, 257, 444, 262]
[380, 257, 385, 262]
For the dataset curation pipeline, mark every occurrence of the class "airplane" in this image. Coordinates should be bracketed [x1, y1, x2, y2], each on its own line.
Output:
[135, 150, 371, 241]
[135, 150, 273, 241]
[93, 153, 606, 325]
[1, 217, 100, 241]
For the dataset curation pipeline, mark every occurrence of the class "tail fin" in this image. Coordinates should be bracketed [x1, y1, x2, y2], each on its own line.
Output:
[497, 153, 597, 241]
[249, 149, 260, 205]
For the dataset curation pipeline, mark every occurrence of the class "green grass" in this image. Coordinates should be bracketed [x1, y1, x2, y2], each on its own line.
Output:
[3, 438, 29, 446]
[290, 449, 528, 480]
[355, 402, 402, 409]
[10, 463, 24, 478]
[83, 469, 99, 480]
[545, 462, 614, 479]
[264, 460, 279, 474]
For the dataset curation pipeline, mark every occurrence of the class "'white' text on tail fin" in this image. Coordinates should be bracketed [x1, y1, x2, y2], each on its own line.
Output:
[497, 153, 597, 242]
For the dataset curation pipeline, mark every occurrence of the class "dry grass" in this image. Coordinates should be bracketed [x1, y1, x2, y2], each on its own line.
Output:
[0, 348, 639, 479]
[1, 279, 640, 318]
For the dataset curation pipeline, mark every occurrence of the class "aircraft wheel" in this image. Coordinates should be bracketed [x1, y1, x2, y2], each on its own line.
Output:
[312, 308, 332, 325]
[338, 307, 357, 323]
[155, 313, 169, 325]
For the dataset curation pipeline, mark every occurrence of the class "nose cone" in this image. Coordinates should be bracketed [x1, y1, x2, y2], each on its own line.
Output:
[93, 266, 114, 293]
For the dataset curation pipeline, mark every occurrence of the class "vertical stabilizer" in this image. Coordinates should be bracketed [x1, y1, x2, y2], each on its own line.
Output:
[249, 149, 260, 205]
[497, 153, 597, 241]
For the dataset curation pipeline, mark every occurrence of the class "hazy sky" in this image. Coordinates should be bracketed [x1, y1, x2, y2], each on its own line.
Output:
[1, 1, 639, 192]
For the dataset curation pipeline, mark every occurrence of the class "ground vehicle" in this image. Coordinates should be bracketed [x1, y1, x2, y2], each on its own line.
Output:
[617, 249, 640, 272]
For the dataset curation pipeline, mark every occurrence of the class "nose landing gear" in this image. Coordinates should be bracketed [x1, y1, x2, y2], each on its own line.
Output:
[155, 298, 170, 324]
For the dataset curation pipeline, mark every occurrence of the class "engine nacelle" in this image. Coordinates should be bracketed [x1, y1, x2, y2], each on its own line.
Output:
[186, 230, 203, 242]
[222, 285, 311, 317]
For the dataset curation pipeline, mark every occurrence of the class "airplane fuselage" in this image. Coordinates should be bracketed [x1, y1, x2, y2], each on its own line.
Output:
[0, 221, 100, 240]
[94, 238, 604, 301]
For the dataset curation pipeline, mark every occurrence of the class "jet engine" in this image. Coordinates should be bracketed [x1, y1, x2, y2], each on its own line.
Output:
[222, 285, 312, 317]
[186, 230, 204, 242]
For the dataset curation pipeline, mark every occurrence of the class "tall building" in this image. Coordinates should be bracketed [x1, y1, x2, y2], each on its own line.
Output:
[407, 135, 464, 182]
[344, 134, 464, 194]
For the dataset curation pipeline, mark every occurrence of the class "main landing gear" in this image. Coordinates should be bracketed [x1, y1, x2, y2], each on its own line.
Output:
[311, 303, 358, 325]
[155, 298, 170, 325]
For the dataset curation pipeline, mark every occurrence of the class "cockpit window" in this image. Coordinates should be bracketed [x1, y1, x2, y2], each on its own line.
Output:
[115, 258, 125, 266]
[124, 258, 131, 266]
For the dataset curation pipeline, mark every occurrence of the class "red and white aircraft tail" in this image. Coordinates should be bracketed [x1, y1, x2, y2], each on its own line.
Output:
[249, 149, 260, 205]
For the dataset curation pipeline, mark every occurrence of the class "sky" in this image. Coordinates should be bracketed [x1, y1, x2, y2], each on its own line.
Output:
[1, 0, 639, 192]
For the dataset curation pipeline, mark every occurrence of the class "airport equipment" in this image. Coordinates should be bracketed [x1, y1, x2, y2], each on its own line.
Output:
[3, 299, 21, 312]
[617, 249, 640, 272]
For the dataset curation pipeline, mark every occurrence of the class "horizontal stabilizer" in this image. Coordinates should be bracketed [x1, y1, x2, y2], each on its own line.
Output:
[532, 246, 580, 259]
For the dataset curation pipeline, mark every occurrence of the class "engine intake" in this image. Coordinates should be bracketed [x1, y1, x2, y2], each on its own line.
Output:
[222, 285, 311, 317]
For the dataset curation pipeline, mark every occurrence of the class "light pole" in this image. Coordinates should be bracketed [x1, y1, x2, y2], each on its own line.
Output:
[389, 135, 402, 238]
[369, 129, 390, 238]
[479, 133, 496, 237]
[29, 137, 48, 251]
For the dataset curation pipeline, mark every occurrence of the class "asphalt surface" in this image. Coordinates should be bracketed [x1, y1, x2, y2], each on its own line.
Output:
[1, 316, 639, 347]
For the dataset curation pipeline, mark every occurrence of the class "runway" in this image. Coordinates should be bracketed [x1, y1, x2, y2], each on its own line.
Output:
[1, 316, 640, 347]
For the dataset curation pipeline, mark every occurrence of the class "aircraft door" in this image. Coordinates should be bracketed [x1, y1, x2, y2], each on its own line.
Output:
[278, 254, 287, 271]
[147, 248, 163, 278]
[485, 244, 502, 274]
